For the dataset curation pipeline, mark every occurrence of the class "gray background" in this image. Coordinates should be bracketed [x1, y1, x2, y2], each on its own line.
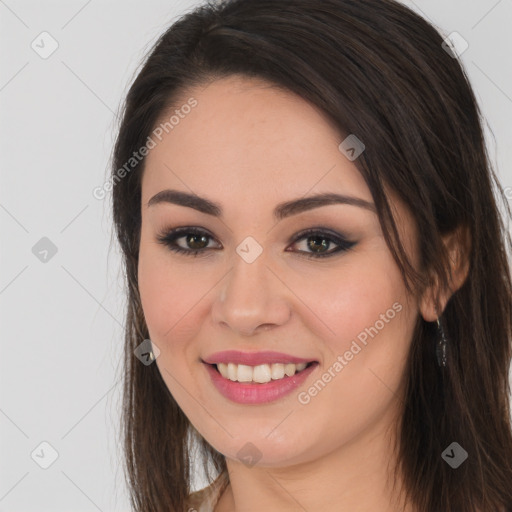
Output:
[1, 1, 511, 510]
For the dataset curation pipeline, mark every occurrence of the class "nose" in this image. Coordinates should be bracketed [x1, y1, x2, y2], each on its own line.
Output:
[211, 252, 292, 337]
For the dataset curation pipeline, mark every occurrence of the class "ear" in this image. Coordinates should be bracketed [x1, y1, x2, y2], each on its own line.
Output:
[419, 225, 471, 322]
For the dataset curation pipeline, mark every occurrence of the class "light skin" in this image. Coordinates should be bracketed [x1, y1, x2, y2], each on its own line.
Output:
[137, 75, 468, 512]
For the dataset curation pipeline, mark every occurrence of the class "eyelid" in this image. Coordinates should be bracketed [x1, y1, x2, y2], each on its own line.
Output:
[288, 226, 351, 245]
[156, 226, 221, 249]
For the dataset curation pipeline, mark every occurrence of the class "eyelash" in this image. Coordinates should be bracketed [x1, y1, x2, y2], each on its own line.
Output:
[155, 227, 357, 259]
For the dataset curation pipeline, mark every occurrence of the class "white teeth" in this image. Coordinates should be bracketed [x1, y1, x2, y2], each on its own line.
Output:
[284, 363, 296, 377]
[253, 364, 272, 383]
[218, 362, 228, 379]
[227, 363, 238, 381]
[271, 363, 285, 380]
[215, 362, 311, 383]
[236, 364, 253, 382]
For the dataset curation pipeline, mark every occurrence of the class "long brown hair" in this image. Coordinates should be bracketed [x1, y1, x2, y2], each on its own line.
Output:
[110, 1, 512, 510]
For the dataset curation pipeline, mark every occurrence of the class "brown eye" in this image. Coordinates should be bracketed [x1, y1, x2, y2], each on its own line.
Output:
[306, 235, 331, 254]
[184, 233, 209, 250]
[287, 228, 357, 259]
[156, 227, 220, 257]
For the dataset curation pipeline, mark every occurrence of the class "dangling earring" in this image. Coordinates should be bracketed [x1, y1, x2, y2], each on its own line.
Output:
[436, 315, 449, 368]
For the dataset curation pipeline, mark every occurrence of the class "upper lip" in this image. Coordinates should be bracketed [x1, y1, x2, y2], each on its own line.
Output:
[202, 350, 317, 366]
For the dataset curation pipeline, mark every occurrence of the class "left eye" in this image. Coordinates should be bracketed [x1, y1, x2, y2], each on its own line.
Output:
[286, 228, 357, 258]
[156, 227, 357, 259]
[287, 228, 356, 258]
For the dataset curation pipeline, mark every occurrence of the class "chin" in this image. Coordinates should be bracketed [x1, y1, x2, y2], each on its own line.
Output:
[206, 431, 314, 469]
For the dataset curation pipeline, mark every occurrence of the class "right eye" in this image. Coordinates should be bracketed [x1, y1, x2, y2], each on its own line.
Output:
[156, 227, 220, 257]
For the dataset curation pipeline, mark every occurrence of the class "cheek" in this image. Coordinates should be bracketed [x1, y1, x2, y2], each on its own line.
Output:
[138, 238, 191, 348]
[137, 238, 216, 369]
[138, 253, 173, 339]
[313, 255, 408, 359]
[137, 227, 174, 321]
[137, 244, 208, 411]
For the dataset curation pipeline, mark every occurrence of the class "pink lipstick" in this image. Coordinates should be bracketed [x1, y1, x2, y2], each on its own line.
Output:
[202, 350, 319, 404]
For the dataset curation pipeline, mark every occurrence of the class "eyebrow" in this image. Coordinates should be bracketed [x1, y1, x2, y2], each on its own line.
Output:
[147, 189, 376, 220]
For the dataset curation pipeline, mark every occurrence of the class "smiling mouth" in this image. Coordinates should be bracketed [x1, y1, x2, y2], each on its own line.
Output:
[208, 361, 317, 384]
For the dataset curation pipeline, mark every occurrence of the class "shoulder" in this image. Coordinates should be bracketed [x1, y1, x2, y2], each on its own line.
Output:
[186, 471, 229, 512]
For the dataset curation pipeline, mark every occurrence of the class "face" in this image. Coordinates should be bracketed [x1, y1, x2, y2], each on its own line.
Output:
[138, 75, 421, 467]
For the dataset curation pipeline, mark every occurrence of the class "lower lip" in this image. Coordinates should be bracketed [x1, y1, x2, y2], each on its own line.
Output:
[204, 362, 318, 404]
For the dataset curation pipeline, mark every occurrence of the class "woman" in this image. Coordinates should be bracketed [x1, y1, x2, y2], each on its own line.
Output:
[110, 0, 512, 510]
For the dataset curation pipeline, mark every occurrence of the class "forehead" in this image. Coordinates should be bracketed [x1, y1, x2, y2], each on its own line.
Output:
[141, 75, 372, 208]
